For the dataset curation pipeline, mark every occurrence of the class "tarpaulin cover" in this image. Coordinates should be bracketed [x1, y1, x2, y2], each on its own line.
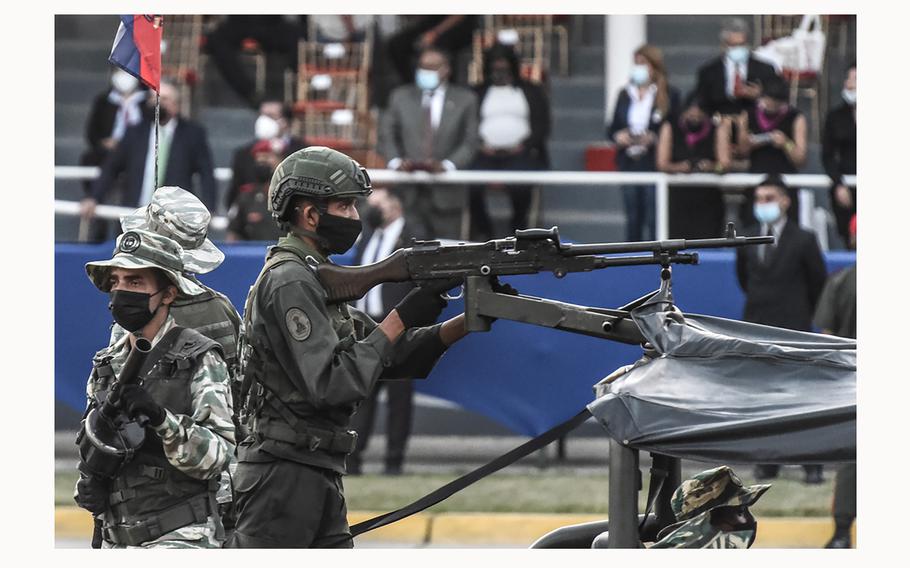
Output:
[587, 289, 856, 464]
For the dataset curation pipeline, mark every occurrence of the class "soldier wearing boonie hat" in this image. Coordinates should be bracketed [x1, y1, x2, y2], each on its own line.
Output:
[74, 229, 236, 548]
[650, 466, 771, 549]
[117, 187, 244, 532]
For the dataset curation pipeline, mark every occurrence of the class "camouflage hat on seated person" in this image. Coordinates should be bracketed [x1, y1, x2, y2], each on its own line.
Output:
[670, 466, 771, 522]
[85, 229, 204, 297]
[120, 186, 224, 274]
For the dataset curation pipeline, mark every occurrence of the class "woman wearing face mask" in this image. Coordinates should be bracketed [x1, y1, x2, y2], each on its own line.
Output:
[469, 43, 551, 240]
[79, 69, 149, 241]
[607, 45, 680, 242]
[822, 63, 857, 249]
[656, 92, 726, 239]
[735, 76, 807, 224]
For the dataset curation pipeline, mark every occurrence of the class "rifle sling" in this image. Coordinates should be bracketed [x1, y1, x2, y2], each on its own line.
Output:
[343, 408, 593, 541]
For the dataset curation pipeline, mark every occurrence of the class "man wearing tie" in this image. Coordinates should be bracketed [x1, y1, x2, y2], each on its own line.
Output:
[348, 188, 426, 475]
[379, 47, 479, 239]
[694, 18, 779, 118]
[735, 174, 828, 484]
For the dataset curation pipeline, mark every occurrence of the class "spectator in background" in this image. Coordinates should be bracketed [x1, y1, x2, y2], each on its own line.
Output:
[79, 69, 148, 241]
[80, 80, 217, 227]
[378, 47, 479, 239]
[226, 99, 305, 210]
[205, 15, 306, 107]
[735, 175, 828, 485]
[814, 214, 856, 549]
[385, 16, 477, 86]
[608, 44, 679, 241]
[656, 93, 726, 239]
[226, 140, 286, 242]
[823, 64, 857, 250]
[469, 43, 551, 241]
[735, 76, 807, 225]
[695, 17, 779, 118]
[310, 15, 375, 42]
[348, 188, 426, 476]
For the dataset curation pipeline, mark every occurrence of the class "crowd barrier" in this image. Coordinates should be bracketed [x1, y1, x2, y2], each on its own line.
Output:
[55, 166, 855, 242]
[55, 240, 855, 436]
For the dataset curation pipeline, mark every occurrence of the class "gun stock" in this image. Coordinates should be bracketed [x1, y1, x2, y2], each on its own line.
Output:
[318, 248, 412, 304]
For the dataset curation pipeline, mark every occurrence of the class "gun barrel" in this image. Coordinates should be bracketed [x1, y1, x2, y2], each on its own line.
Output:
[562, 235, 773, 256]
[100, 337, 151, 420]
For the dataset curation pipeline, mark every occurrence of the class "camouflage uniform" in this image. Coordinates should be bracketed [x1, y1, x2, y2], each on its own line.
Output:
[650, 466, 770, 549]
[78, 230, 236, 548]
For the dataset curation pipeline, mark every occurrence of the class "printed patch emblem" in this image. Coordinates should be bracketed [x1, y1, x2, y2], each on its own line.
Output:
[120, 232, 141, 253]
[285, 307, 311, 341]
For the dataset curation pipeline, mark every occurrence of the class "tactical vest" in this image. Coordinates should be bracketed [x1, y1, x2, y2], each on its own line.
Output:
[238, 247, 359, 458]
[172, 285, 241, 371]
[90, 328, 224, 546]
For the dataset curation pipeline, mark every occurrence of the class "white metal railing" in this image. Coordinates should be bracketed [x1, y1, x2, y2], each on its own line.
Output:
[55, 166, 855, 241]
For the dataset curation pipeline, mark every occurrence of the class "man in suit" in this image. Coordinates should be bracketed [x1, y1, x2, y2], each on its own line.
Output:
[80, 80, 217, 225]
[735, 174, 828, 484]
[226, 99, 306, 210]
[695, 18, 779, 117]
[378, 47, 480, 239]
[347, 188, 426, 475]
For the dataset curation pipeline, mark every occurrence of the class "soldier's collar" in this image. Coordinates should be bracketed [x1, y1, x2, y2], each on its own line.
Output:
[277, 231, 328, 264]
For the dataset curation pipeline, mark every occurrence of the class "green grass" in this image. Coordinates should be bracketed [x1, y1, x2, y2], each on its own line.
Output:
[57, 469, 835, 517]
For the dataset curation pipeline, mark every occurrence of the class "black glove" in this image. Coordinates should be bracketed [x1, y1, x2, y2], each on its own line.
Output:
[117, 384, 166, 427]
[74, 474, 108, 514]
[394, 278, 462, 328]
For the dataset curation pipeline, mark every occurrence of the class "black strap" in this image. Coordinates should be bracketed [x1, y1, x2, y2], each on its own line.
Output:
[343, 408, 592, 541]
[137, 326, 187, 378]
[639, 459, 669, 534]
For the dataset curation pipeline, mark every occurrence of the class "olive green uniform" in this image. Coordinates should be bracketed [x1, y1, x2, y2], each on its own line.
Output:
[227, 233, 448, 548]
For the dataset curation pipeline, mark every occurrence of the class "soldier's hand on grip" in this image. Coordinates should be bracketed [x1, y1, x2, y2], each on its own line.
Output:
[74, 474, 108, 514]
[117, 384, 166, 427]
[394, 278, 461, 328]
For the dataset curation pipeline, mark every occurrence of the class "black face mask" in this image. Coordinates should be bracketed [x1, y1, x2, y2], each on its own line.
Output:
[316, 212, 363, 254]
[364, 206, 384, 229]
[109, 289, 165, 332]
[254, 163, 273, 183]
[684, 118, 705, 131]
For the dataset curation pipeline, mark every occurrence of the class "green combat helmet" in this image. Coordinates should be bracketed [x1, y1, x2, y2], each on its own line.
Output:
[670, 465, 771, 522]
[267, 146, 372, 226]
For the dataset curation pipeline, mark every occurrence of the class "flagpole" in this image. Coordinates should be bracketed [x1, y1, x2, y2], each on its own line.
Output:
[154, 90, 160, 189]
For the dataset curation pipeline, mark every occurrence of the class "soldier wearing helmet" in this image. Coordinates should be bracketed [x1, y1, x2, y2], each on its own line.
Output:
[226, 147, 472, 548]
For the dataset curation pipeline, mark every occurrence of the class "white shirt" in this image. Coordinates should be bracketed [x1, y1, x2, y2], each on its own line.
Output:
[625, 83, 657, 135]
[139, 118, 177, 206]
[355, 216, 406, 318]
[387, 85, 455, 171]
[724, 56, 748, 98]
[479, 86, 531, 149]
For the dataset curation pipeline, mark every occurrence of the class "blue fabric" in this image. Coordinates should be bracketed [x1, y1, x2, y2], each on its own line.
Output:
[55, 241, 855, 436]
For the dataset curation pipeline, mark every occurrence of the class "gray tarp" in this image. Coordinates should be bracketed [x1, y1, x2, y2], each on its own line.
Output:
[587, 291, 856, 464]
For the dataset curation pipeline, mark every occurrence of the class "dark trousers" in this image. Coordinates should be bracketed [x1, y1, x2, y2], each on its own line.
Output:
[622, 184, 656, 241]
[831, 185, 857, 249]
[349, 379, 415, 472]
[668, 186, 726, 239]
[226, 459, 352, 548]
[206, 16, 305, 105]
[832, 462, 857, 525]
[470, 151, 537, 240]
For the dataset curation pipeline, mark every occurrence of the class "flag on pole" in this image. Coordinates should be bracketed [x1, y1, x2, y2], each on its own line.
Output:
[109, 15, 163, 92]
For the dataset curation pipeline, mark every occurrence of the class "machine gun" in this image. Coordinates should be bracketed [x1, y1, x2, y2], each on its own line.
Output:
[317, 222, 772, 304]
[76, 337, 152, 548]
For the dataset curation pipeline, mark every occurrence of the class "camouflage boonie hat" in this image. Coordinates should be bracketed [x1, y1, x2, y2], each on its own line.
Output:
[85, 229, 204, 297]
[120, 186, 224, 274]
[670, 466, 771, 522]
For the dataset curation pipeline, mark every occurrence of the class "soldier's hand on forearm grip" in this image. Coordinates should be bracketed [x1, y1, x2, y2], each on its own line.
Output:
[75, 474, 108, 514]
[394, 278, 461, 328]
[117, 384, 166, 427]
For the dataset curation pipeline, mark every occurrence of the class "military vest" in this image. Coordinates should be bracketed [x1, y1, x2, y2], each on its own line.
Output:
[238, 242, 360, 463]
[172, 283, 241, 371]
[90, 328, 223, 546]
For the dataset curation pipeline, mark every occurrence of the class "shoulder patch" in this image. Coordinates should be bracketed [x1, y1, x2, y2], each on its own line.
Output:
[285, 307, 311, 341]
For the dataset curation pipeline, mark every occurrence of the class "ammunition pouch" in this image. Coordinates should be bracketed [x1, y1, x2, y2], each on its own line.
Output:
[102, 492, 213, 546]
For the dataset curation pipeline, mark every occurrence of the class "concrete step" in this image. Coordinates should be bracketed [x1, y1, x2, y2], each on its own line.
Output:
[647, 14, 734, 44]
[568, 45, 604, 76]
[55, 14, 120, 41]
[55, 103, 91, 140]
[547, 140, 596, 171]
[55, 136, 84, 166]
[55, 39, 117, 73]
[197, 106, 258, 142]
[549, 75, 605, 110]
[578, 15, 605, 45]
[56, 70, 110, 104]
[550, 108, 606, 143]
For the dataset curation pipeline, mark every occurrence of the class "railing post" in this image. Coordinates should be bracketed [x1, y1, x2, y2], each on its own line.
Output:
[607, 439, 640, 548]
[655, 174, 669, 240]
